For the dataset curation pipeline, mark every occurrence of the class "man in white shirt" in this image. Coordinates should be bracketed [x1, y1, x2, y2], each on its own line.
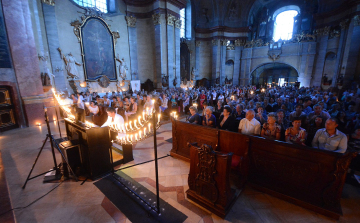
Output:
[238, 109, 261, 135]
[102, 107, 126, 134]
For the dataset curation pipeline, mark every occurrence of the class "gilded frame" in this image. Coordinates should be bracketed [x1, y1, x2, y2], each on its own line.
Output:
[79, 16, 117, 82]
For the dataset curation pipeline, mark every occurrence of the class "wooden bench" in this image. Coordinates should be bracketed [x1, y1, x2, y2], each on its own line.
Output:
[170, 119, 357, 219]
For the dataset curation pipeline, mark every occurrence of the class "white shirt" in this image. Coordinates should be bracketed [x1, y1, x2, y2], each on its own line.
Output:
[88, 105, 99, 115]
[77, 95, 84, 109]
[102, 114, 126, 134]
[212, 92, 217, 100]
[238, 118, 261, 135]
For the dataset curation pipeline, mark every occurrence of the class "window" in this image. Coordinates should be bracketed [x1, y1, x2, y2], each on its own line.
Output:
[73, 0, 108, 13]
[180, 8, 186, 38]
[273, 10, 298, 42]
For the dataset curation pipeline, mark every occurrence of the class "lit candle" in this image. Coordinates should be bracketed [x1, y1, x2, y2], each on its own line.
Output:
[135, 133, 138, 141]
[126, 134, 130, 142]
[130, 134, 133, 142]
[148, 123, 151, 132]
[134, 120, 138, 128]
[138, 116, 142, 126]
[146, 108, 149, 115]
[139, 130, 142, 139]
[125, 123, 129, 131]
[144, 127, 146, 136]
[129, 121, 133, 130]
[158, 114, 161, 124]
[142, 111, 145, 120]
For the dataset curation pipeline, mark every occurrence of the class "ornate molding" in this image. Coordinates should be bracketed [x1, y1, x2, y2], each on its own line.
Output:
[234, 39, 245, 47]
[175, 19, 182, 29]
[70, 19, 82, 42]
[112, 31, 120, 45]
[244, 39, 265, 48]
[354, 15, 360, 26]
[329, 29, 341, 39]
[125, 16, 137, 27]
[313, 26, 331, 36]
[195, 41, 201, 47]
[167, 14, 176, 26]
[152, 13, 161, 25]
[211, 39, 219, 46]
[292, 32, 316, 42]
[42, 0, 55, 6]
[221, 39, 228, 46]
[340, 19, 350, 30]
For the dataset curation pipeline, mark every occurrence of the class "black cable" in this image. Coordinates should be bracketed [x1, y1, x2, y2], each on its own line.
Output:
[0, 180, 64, 217]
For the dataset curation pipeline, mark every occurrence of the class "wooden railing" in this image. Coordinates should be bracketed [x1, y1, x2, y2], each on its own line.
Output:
[170, 119, 357, 219]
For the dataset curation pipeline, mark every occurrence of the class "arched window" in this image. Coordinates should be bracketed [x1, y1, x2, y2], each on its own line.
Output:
[72, 0, 108, 13]
[180, 0, 191, 39]
[273, 6, 300, 42]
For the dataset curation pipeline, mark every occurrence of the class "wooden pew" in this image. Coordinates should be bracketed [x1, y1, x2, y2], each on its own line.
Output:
[187, 143, 235, 218]
[170, 119, 357, 219]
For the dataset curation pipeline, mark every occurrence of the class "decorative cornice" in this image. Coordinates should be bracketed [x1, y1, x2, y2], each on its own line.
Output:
[195, 26, 250, 34]
[175, 19, 182, 29]
[126, 8, 179, 19]
[42, 0, 55, 6]
[123, 0, 186, 8]
[152, 13, 161, 25]
[195, 41, 201, 47]
[329, 29, 341, 39]
[235, 39, 245, 47]
[211, 39, 219, 46]
[196, 37, 247, 42]
[354, 15, 360, 26]
[221, 39, 228, 46]
[313, 26, 331, 36]
[167, 14, 176, 26]
[125, 16, 137, 27]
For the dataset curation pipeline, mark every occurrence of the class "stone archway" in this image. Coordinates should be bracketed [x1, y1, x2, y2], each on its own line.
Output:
[250, 63, 299, 87]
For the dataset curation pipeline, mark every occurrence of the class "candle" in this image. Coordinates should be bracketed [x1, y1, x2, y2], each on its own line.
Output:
[126, 134, 130, 142]
[158, 114, 161, 124]
[135, 133, 138, 141]
[138, 116, 142, 126]
[144, 127, 146, 136]
[125, 123, 129, 131]
[146, 108, 149, 115]
[148, 123, 151, 132]
[134, 120, 137, 128]
[130, 135, 133, 142]
[129, 121, 133, 130]
[139, 130, 142, 139]
[142, 111, 145, 120]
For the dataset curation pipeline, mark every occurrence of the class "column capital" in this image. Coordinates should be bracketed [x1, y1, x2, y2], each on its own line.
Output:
[175, 19, 182, 29]
[313, 26, 331, 36]
[152, 13, 161, 25]
[354, 15, 360, 26]
[211, 39, 219, 46]
[195, 41, 201, 47]
[125, 16, 137, 28]
[166, 14, 176, 26]
[235, 39, 245, 47]
[340, 19, 350, 30]
[42, 0, 55, 6]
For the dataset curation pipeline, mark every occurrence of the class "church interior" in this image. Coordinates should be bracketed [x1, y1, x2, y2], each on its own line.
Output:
[1, 0, 360, 222]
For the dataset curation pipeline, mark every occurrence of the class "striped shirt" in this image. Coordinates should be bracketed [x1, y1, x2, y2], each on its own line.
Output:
[311, 129, 348, 153]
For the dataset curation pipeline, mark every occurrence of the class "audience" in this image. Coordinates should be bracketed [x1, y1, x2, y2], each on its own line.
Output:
[238, 110, 261, 135]
[188, 106, 201, 125]
[261, 113, 281, 140]
[285, 117, 307, 146]
[217, 106, 237, 132]
[202, 106, 216, 127]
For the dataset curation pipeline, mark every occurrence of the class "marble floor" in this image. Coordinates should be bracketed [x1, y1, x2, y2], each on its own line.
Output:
[1, 120, 360, 223]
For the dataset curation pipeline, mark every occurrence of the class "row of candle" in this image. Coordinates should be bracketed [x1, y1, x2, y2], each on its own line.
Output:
[115, 122, 161, 145]
[171, 112, 178, 120]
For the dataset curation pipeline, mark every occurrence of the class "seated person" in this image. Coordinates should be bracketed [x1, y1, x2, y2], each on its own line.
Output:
[202, 102, 208, 117]
[103, 95, 111, 107]
[170, 94, 178, 112]
[285, 117, 307, 146]
[312, 118, 347, 153]
[123, 97, 130, 112]
[214, 100, 223, 113]
[276, 109, 289, 141]
[238, 109, 261, 135]
[102, 107, 126, 139]
[306, 116, 324, 146]
[233, 104, 246, 121]
[202, 106, 216, 128]
[217, 106, 237, 132]
[308, 104, 330, 122]
[188, 106, 201, 125]
[160, 94, 168, 113]
[255, 106, 267, 124]
[261, 113, 281, 140]
[125, 96, 138, 122]
[88, 101, 99, 117]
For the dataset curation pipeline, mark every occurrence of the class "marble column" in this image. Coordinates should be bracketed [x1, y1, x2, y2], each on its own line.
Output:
[298, 42, 316, 87]
[42, 2, 67, 91]
[166, 15, 175, 88]
[220, 40, 227, 85]
[195, 41, 200, 82]
[2, 0, 48, 126]
[126, 16, 139, 81]
[174, 19, 181, 88]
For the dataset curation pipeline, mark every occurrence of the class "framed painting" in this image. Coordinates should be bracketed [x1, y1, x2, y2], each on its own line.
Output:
[79, 17, 117, 81]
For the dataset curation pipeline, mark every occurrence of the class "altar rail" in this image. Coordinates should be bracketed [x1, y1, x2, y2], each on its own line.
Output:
[170, 119, 357, 219]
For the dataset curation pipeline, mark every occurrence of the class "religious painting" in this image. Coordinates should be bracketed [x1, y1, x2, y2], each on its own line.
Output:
[80, 17, 117, 81]
[0, 1, 12, 68]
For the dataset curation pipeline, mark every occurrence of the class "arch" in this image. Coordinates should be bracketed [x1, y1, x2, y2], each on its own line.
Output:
[272, 5, 300, 20]
[250, 63, 299, 87]
[70, 0, 108, 13]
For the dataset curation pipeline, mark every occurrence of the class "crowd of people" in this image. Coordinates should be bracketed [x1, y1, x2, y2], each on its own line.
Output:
[69, 84, 360, 154]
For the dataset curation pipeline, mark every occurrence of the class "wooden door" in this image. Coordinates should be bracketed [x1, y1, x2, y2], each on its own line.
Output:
[0, 86, 18, 132]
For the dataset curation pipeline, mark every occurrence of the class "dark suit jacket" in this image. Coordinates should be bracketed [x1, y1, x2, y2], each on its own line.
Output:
[217, 115, 237, 132]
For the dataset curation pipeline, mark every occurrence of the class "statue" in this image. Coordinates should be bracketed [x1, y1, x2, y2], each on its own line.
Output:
[215, 77, 220, 85]
[39, 55, 55, 85]
[116, 54, 128, 80]
[191, 67, 196, 81]
[57, 48, 81, 79]
[162, 74, 169, 88]
[322, 74, 329, 85]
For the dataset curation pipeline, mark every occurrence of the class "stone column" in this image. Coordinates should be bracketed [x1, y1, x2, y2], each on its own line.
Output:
[2, 0, 47, 126]
[343, 16, 360, 86]
[174, 19, 181, 88]
[152, 13, 164, 89]
[211, 39, 219, 85]
[166, 14, 176, 88]
[126, 16, 138, 80]
[220, 40, 227, 85]
[233, 39, 243, 86]
[195, 41, 201, 82]
[298, 42, 316, 87]
[311, 26, 330, 86]
[42, 1, 67, 91]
